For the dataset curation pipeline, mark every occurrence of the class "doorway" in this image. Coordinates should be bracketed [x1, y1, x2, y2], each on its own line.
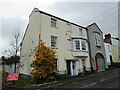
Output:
[109, 55, 113, 65]
[95, 53, 105, 71]
[66, 60, 77, 76]
[66, 61, 71, 75]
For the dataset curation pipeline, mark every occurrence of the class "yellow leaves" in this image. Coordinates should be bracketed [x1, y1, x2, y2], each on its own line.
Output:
[31, 42, 59, 80]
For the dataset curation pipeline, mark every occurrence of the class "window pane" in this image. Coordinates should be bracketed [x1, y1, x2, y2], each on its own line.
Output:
[51, 18, 57, 27]
[73, 39, 80, 51]
[75, 40, 80, 50]
[81, 40, 86, 50]
[94, 33, 101, 47]
[51, 36, 57, 47]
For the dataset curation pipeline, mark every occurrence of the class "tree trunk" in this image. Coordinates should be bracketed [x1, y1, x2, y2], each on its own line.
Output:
[14, 63, 16, 73]
[2, 64, 4, 72]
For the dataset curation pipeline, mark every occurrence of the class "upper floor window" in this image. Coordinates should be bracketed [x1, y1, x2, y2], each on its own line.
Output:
[74, 40, 80, 51]
[51, 36, 57, 48]
[51, 18, 57, 27]
[79, 28, 83, 35]
[94, 33, 101, 47]
[73, 39, 87, 51]
[81, 40, 86, 50]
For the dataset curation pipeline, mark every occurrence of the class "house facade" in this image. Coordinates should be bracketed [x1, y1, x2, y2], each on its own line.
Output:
[104, 43, 113, 66]
[4, 64, 20, 73]
[86, 23, 108, 72]
[104, 34, 113, 66]
[111, 37, 120, 63]
[20, 8, 91, 76]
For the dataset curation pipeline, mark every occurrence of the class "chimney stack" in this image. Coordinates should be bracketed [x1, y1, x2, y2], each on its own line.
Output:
[104, 33, 112, 44]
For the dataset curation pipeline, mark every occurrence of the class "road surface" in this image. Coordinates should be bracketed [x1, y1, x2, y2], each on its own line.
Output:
[52, 69, 119, 88]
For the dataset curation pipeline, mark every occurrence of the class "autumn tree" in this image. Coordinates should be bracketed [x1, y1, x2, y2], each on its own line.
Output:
[31, 42, 59, 80]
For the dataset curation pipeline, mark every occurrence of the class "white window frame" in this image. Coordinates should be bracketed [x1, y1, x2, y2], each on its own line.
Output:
[94, 33, 101, 47]
[73, 39, 81, 51]
[81, 40, 86, 51]
[73, 39, 87, 51]
[51, 18, 57, 27]
[51, 36, 57, 48]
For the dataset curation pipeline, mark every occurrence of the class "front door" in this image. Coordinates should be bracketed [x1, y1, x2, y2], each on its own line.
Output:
[97, 58, 105, 71]
[66, 61, 71, 75]
[72, 61, 76, 75]
[110, 55, 113, 65]
[66, 60, 77, 76]
[95, 53, 105, 71]
[82, 60, 86, 73]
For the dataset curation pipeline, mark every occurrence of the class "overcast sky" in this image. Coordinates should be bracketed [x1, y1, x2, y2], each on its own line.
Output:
[0, 0, 119, 56]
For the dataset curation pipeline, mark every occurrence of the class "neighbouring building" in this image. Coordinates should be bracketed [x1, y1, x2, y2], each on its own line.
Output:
[4, 64, 20, 73]
[0, 56, 20, 74]
[111, 37, 120, 63]
[104, 34, 113, 66]
[86, 23, 108, 72]
[20, 8, 91, 76]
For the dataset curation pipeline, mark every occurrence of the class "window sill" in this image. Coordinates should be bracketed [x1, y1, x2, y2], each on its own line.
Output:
[50, 26, 58, 29]
[72, 50, 88, 52]
[79, 34, 84, 36]
[96, 45, 101, 48]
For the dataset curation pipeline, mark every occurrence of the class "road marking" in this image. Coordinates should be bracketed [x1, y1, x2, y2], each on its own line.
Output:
[83, 82, 97, 88]
[90, 82, 96, 86]
[100, 79, 104, 82]
[72, 82, 78, 84]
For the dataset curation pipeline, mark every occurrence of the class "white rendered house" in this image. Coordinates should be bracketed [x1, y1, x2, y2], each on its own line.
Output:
[104, 43, 113, 66]
[20, 8, 91, 76]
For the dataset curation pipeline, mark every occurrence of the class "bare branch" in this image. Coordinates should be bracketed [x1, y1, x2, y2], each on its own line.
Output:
[3, 29, 21, 56]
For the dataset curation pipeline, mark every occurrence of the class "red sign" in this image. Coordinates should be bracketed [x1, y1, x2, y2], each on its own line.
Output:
[7, 73, 19, 81]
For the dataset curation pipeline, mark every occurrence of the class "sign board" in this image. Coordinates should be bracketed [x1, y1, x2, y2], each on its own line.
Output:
[7, 73, 19, 81]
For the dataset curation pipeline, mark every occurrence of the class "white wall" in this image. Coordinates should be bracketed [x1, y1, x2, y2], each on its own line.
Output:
[20, 8, 91, 75]
[104, 43, 112, 65]
[4, 63, 20, 73]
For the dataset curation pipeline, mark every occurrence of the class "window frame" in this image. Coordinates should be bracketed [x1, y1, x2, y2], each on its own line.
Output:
[81, 40, 86, 51]
[73, 39, 81, 51]
[94, 33, 101, 47]
[51, 18, 57, 28]
[51, 36, 57, 48]
[72, 39, 87, 51]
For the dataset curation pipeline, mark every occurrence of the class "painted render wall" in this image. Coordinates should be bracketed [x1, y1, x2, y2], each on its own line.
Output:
[111, 38, 120, 63]
[104, 43, 112, 65]
[20, 9, 41, 75]
[20, 8, 91, 75]
[87, 24, 108, 71]
[111, 45, 119, 63]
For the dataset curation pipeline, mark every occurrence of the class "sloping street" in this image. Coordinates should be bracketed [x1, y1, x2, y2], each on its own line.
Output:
[50, 68, 119, 88]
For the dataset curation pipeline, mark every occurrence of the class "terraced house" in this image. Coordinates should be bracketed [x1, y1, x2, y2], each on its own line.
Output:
[20, 8, 91, 76]
[86, 23, 108, 72]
